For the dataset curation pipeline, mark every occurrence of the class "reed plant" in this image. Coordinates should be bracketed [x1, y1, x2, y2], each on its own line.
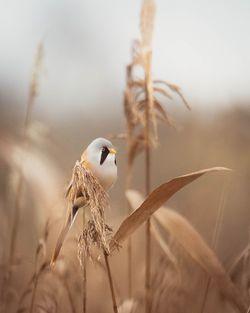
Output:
[0, 2, 249, 313]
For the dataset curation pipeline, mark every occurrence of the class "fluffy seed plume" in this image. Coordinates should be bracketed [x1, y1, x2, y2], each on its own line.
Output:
[123, 0, 190, 160]
[67, 161, 111, 256]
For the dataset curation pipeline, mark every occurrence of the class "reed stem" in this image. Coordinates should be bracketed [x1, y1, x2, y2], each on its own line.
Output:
[104, 252, 118, 313]
[126, 147, 133, 298]
[0, 50, 41, 312]
[145, 146, 151, 313]
[144, 51, 152, 313]
[82, 210, 87, 313]
[127, 236, 132, 298]
[30, 274, 38, 313]
[9, 43, 43, 271]
[200, 177, 230, 313]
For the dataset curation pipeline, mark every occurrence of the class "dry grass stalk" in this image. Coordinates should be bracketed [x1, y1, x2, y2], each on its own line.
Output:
[126, 189, 248, 313]
[9, 41, 44, 265]
[0, 42, 44, 312]
[52, 159, 115, 312]
[123, 1, 189, 309]
[56, 160, 115, 311]
[29, 220, 49, 313]
[229, 243, 250, 301]
[81, 210, 87, 313]
[150, 255, 180, 312]
[18, 220, 77, 313]
[104, 252, 119, 313]
[51, 269, 77, 313]
[200, 177, 231, 313]
[151, 221, 177, 266]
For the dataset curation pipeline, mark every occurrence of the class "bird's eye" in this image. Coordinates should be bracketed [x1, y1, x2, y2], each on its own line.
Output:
[100, 146, 109, 165]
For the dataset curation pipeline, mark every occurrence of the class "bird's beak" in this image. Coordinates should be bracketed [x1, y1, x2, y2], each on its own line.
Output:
[109, 148, 117, 155]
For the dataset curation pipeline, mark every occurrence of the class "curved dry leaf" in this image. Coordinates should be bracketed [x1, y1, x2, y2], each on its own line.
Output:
[153, 80, 191, 110]
[153, 87, 173, 100]
[151, 220, 177, 265]
[111, 167, 230, 251]
[154, 100, 176, 128]
[125, 190, 247, 313]
[228, 244, 250, 276]
[154, 209, 247, 313]
[155, 111, 177, 129]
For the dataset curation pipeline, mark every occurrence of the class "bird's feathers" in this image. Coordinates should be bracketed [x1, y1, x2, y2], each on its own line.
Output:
[50, 197, 86, 266]
[50, 138, 117, 266]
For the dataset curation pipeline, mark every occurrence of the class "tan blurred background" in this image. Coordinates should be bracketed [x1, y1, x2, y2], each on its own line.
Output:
[0, 1, 250, 312]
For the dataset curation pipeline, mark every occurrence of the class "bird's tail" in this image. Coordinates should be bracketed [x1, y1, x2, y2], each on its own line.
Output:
[50, 204, 79, 267]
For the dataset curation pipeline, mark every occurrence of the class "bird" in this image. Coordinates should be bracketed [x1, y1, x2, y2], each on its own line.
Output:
[51, 137, 117, 265]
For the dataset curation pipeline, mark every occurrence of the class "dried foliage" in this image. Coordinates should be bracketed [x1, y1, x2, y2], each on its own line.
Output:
[110, 167, 230, 249]
[0, 1, 249, 313]
[67, 161, 111, 256]
[229, 244, 250, 301]
[17, 220, 77, 313]
[123, 1, 190, 309]
[123, 3, 190, 159]
[10, 41, 44, 264]
[0, 42, 45, 313]
[150, 221, 177, 266]
[125, 189, 247, 312]
[50, 160, 112, 266]
[65, 161, 118, 312]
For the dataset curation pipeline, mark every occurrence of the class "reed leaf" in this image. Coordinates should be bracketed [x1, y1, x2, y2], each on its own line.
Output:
[110, 167, 230, 250]
[124, 190, 248, 313]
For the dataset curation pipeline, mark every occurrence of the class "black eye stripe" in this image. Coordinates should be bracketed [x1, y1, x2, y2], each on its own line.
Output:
[100, 147, 109, 165]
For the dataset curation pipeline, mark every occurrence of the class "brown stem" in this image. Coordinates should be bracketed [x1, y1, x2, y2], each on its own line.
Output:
[9, 43, 42, 275]
[127, 236, 132, 298]
[0, 64, 37, 313]
[29, 248, 41, 313]
[55, 273, 77, 313]
[144, 52, 152, 313]
[126, 146, 133, 298]
[200, 277, 211, 313]
[29, 275, 38, 313]
[145, 146, 151, 313]
[9, 173, 23, 267]
[82, 211, 87, 313]
[200, 177, 230, 313]
[104, 252, 118, 313]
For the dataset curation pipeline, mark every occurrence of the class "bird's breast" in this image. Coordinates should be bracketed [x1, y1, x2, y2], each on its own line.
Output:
[89, 158, 117, 191]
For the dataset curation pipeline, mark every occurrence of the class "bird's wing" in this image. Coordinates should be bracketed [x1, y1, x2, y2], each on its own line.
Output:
[51, 151, 90, 266]
[50, 196, 86, 266]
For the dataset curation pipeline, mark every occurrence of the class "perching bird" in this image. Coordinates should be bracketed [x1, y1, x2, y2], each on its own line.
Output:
[51, 137, 117, 265]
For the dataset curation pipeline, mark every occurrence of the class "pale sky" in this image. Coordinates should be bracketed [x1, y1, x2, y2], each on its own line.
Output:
[0, 0, 250, 118]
